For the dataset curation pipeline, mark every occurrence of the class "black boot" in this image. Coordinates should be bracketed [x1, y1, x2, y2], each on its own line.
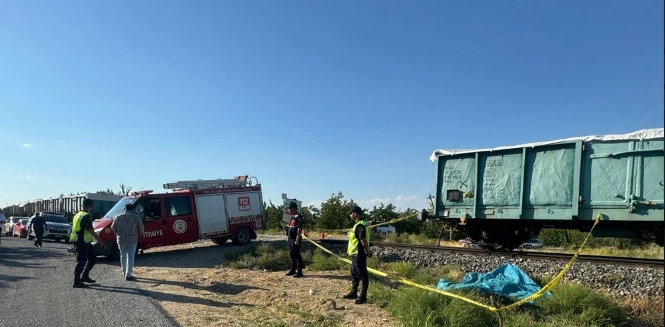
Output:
[293, 267, 303, 278]
[285, 270, 295, 276]
[81, 276, 96, 283]
[73, 277, 88, 288]
[354, 284, 368, 304]
[81, 272, 96, 283]
[342, 284, 358, 299]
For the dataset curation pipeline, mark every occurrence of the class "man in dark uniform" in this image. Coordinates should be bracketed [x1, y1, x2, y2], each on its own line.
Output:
[343, 206, 372, 304]
[28, 212, 47, 248]
[285, 202, 304, 278]
[70, 199, 106, 288]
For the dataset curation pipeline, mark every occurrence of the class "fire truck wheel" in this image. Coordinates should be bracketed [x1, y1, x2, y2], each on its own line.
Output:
[211, 237, 229, 245]
[233, 228, 251, 246]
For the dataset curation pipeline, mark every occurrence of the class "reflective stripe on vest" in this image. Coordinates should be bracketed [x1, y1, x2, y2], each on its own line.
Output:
[69, 211, 93, 243]
[347, 220, 370, 256]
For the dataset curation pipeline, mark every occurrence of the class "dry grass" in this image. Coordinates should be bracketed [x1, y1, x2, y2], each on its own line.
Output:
[619, 295, 664, 327]
[132, 239, 662, 327]
[131, 241, 395, 327]
[574, 244, 663, 259]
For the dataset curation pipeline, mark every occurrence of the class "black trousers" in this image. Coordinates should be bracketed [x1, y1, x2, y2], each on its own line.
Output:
[74, 242, 96, 282]
[288, 239, 303, 272]
[34, 231, 44, 247]
[351, 253, 369, 288]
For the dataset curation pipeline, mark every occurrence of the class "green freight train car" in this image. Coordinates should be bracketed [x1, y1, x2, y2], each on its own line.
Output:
[424, 128, 664, 250]
[3, 192, 123, 221]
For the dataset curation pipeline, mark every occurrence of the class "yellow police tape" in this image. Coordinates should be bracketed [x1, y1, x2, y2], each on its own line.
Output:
[301, 213, 602, 312]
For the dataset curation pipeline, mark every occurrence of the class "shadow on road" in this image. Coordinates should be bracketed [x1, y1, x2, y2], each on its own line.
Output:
[96, 243, 245, 269]
[0, 273, 34, 288]
[0, 244, 66, 270]
[91, 284, 255, 308]
[135, 277, 266, 295]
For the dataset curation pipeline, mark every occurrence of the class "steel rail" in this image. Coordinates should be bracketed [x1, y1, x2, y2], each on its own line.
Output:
[317, 239, 664, 268]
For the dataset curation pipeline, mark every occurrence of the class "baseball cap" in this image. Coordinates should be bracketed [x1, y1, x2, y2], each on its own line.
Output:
[349, 206, 363, 214]
[289, 202, 298, 209]
[83, 199, 94, 207]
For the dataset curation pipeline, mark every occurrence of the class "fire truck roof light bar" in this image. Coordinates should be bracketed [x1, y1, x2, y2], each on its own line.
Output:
[163, 177, 251, 190]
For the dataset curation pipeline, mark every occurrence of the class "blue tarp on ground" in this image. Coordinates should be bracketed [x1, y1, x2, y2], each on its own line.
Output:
[436, 262, 551, 301]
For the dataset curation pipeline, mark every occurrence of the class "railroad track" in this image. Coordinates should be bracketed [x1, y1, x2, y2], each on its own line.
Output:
[317, 239, 664, 268]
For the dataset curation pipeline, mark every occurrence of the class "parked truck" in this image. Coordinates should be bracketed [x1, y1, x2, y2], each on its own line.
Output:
[423, 128, 664, 250]
[92, 176, 265, 261]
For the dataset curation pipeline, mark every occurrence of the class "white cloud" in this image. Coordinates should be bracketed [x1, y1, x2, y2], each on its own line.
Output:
[21, 143, 35, 148]
[25, 175, 39, 180]
[2, 174, 8, 178]
[308, 195, 428, 211]
[307, 200, 324, 207]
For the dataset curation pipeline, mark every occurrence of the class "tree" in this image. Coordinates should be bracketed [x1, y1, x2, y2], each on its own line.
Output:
[97, 188, 116, 195]
[118, 183, 133, 196]
[369, 203, 400, 224]
[263, 201, 321, 231]
[263, 201, 284, 230]
[301, 205, 319, 229]
[317, 192, 358, 230]
[95, 184, 133, 196]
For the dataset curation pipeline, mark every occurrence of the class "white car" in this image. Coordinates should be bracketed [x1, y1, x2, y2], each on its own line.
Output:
[375, 224, 396, 235]
[458, 238, 481, 249]
[521, 238, 544, 249]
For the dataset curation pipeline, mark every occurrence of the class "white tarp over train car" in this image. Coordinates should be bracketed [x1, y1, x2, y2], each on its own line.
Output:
[430, 128, 664, 162]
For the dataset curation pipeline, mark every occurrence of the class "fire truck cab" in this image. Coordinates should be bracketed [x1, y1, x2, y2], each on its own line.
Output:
[92, 176, 265, 261]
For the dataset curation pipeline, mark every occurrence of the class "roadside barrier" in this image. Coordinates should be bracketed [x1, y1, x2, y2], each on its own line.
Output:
[300, 213, 603, 313]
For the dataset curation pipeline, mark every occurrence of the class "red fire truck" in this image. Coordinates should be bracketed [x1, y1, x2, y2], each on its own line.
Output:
[92, 176, 265, 261]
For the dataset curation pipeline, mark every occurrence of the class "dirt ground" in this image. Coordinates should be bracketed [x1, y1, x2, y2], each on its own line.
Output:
[128, 240, 396, 327]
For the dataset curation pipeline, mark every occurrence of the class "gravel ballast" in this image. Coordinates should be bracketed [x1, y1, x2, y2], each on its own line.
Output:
[371, 246, 664, 298]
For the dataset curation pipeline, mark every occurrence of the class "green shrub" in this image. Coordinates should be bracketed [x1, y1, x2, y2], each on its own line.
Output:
[536, 283, 630, 327]
[363, 264, 632, 327]
[540, 228, 651, 249]
[227, 253, 260, 269]
[308, 249, 344, 271]
[389, 261, 418, 279]
[368, 283, 394, 309]
[226, 242, 349, 272]
[387, 287, 497, 327]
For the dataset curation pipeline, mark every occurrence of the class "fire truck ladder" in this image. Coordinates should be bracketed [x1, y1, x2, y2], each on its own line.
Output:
[163, 177, 249, 190]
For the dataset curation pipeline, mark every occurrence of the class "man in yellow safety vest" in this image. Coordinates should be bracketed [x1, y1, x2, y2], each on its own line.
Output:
[69, 199, 106, 288]
[342, 206, 372, 304]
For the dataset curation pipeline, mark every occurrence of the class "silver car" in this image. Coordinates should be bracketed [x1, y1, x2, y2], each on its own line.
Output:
[521, 238, 544, 249]
[27, 212, 72, 243]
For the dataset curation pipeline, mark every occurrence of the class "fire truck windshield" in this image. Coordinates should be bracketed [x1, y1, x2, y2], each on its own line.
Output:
[103, 197, 139, 219]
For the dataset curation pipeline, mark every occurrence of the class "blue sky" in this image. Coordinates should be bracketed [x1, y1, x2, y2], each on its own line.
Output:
[1, 1, 663, 210]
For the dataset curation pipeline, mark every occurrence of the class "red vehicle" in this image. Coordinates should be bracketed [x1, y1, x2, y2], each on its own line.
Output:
[92, 176, 265, 261]
[12, 219, 29, 238]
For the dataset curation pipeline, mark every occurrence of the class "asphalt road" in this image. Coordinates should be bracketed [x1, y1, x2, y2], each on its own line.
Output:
[0, 235, 177, 327]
